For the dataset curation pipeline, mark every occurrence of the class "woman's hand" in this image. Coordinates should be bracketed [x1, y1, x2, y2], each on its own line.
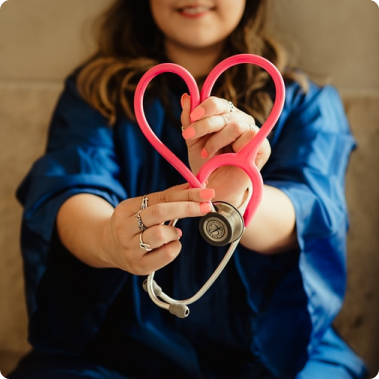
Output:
[57, 183, 215, 275]
[180, 95, 297, 255]
[180, 94, 271, 207]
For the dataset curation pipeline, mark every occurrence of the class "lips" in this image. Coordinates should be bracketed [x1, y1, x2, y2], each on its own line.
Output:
[177, 5, 215, 16]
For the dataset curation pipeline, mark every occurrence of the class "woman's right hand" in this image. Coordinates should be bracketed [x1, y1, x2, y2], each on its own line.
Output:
[57, 183, 214, 275]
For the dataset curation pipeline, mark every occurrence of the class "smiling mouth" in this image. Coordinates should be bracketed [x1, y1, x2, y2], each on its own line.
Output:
[177, 5, 214, 16]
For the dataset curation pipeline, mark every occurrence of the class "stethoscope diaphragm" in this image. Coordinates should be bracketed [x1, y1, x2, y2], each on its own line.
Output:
[199, 201, 244, 247]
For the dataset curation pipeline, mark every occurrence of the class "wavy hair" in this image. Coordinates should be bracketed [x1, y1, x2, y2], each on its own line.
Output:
[77, 0, 307, 125]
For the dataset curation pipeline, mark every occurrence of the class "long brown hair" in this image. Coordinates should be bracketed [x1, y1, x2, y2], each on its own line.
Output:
[77, 0, 307, 125]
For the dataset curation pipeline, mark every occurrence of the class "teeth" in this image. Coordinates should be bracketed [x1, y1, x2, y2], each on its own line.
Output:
[181, 6, 209, 14]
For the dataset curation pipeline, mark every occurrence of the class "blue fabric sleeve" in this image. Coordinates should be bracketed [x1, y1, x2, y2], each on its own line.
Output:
[267, 83, 355, 343]
[16, 76, 128, 351]
[234, 82, 357, 375]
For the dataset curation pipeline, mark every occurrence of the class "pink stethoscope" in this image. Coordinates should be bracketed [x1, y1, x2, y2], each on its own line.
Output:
[134, 54, 285, 318]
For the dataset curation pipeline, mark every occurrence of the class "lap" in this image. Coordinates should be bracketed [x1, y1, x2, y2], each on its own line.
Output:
[8, 350, 276, 379]
[7, 351, 130, 379]
[8, 329, 368, 379]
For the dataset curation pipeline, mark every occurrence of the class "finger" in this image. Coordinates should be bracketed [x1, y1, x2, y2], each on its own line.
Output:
[255, 137, 271, 170]
[231, 129, 257, 153]
[201, 116, 256, 157]
[139, 224, 182, 251]
[231, 130, 271, 170]
[147, 184, 215, 207]
[134, 201, 212, 230]
[131, 185, 215, 233]
[189, 96, 235, 122]
[231, 121, 260, 153]
[129, 227, 182, 275]
[183, 108, 248, 141]
[137, 239, 183, 275]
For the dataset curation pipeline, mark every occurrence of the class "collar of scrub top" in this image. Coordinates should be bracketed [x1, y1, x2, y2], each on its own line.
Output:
[134, 54, 286, 318]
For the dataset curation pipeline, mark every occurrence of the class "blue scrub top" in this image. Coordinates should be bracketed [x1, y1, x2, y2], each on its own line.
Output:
[16, 75, 367, 378]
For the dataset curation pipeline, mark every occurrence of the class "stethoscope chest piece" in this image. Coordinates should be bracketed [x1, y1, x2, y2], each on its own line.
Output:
[199, 201, 244, 246]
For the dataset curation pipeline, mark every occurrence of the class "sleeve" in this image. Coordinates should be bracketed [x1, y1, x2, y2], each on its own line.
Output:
[266, 83, 355, 339]
[16, 75, 128, 352]
[233, 82, 356, 375]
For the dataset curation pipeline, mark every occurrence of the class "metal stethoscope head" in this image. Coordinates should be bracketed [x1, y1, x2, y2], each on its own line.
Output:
[134, 54, 285, 318]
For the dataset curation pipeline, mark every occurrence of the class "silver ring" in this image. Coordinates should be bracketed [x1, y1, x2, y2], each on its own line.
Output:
[141, 195, 149, 210]
[139, 231, 152, 251]
[181, 125, 185, 132]
[227, 101, 235, 113]
[135, 210, 147, 231]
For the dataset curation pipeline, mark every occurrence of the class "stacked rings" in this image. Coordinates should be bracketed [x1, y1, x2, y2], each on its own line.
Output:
[135, 210, 146, 231]
[135, 195, 149, 231]
[136, 195, 152, 251]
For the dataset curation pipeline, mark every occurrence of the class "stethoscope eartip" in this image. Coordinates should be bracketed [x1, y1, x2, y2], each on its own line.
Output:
[169, 303, 190, 318]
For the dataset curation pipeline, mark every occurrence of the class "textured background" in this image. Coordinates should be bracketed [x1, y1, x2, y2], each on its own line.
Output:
[0, 0, 378, 376]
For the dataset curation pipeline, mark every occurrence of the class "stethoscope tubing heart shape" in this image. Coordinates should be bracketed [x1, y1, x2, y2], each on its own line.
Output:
[134, 53, 285, 318]
[134, 53, 285, 227]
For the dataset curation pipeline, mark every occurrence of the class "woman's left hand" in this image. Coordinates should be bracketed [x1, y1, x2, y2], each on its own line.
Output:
[180, 93, 271, 206]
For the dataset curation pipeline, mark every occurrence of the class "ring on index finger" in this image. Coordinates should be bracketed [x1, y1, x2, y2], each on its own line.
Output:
[140, 195, 149, 210]
[135, 210, 147, 231]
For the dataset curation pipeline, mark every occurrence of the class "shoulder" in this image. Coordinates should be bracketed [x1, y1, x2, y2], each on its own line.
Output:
[54, 73, 105, 121]
[283, 79, 348, 131]
[46, 73, 114, 151]
[269, 78, 350, 146]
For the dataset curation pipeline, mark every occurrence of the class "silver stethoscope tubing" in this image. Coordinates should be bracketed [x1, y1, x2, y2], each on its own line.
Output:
[144, 237, 241, 318]
[143, 191, 251, 318]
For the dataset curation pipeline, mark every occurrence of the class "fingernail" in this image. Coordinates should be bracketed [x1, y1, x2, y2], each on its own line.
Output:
[200, 188, 215, 199]
[200, 202, 212, 214]
[190, 107, 205, 122]
[201, 148, 208, 158]
[176, 228, 183, 238]
[182, 126, 196, 140]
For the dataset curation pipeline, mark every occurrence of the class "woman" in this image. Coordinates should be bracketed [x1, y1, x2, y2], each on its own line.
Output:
[9, 0, 368, 378]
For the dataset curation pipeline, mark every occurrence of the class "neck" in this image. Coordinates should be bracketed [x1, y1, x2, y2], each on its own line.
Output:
[164, 41, 223, 80]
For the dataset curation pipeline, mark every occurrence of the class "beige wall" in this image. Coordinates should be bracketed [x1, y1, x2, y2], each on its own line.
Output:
[0, 0, 378, 376]
[269, 0, 379, 95]
[1, 0, 378, 93]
